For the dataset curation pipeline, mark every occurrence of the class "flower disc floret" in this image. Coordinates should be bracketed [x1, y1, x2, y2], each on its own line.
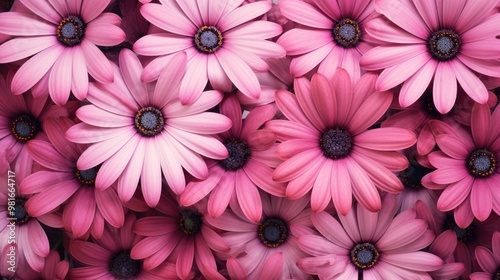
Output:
[109, 251, 141, 279]
[467, 149, 496, 177]
[257, 217, 288, 248]
[179, 209, 202, 236]
[333, 18, 362, 48]
[57, 15, 85, 47]
[10, 113, 41, 142]
[219, 138, 251, 171]
[134, 107, 165, 137]
[350, 243, 380, 269]
[428, 29, 461, 61]
[320, 128, 353, 159]
[194, 26, 223, 53]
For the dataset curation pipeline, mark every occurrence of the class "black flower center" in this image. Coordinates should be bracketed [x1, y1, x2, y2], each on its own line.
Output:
[10, 113, 41, 142]
[428, 29, 460, 61]
[399, 159, 433, 190]
[444, 216, 474, 243]
[7, 199, 30, 225]
[219, 138, 251, 171]
[467, 149, 497, 177]
[109, 251, 141, 279]
[320, 128, 353, 159]
[194, 26, 223, 53]
[333, 18, 362, 48]
[75, 166, 99, 186]
[134, 107, 165, 137]
[179, 209, 202, 236]
[351, 243, 379, 270]
[257, 218, 288, 248]
[57, 15, 85, 47]
[494, 268, 500, 280]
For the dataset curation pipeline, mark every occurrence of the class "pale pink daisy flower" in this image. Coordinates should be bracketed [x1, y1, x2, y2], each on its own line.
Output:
[180, 95, 285, 222]
[130, 193, 229, 279]
[266, 70, 416, 214]
[134, 0, 285, 104]
[422, 103, 500, 227]
[20, 117, 125, 238]
[0, 0, 126, 105]
[65, 49, 231, 207]
[69, 213, 181, 280]
[0, 72, 68, 182]
[297, 195, 443, 279]
[277, 0, 378, 81]
[361, 0, 500, 114]
[205, 194, 315, 279]
[470, 231, 500, 280]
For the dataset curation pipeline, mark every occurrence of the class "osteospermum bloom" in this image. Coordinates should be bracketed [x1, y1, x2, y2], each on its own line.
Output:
[205, 194, 314, 279]
[470, 232, 500, 280]
[134, 0, 285, 104]
[69, 213, 180, 280]
[0, 0, 126, 104]
[20, 117, 124, 238]
[297, 195, 443, 279]
[361, 0, 500, 114]
[0, 72, 67, 182]
[180, 95, 285, 222]
[422, 103, 500, 227]
[130, 194, 229, 279]
[277, 0, 378, 81]
[266, 70, 416, 214]
[65, 49, 231, 207]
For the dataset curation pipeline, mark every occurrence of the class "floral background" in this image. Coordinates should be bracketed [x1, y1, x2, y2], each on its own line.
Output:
[0, 0, 500, 279]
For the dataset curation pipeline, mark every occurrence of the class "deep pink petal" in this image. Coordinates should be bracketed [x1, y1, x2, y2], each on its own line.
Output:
[354, 128, 416, 151]
[374, 0, 429, 39]
[278, 0, 333, 29]
[95, 187, 125, 228]
[311, 73, 336, 128]
[311, 160, 333, 212]
[346, 158, 381, 212]
[437, 176, 473, 212]
[19, 0, 61, 23]
[141, 141, 162, 207]
[277, 28, 332, 56]
[25, 180, 79, 216]
[348, 91, 393, 135]
[219, 1, 272, 31]
[435, 134, 470, 159]
[176, 238, 195, 279]
[470, 179, 492, 221]
[208, 171, 236, 218]
[179, 53, 208, 105]
[140, 3, 196, 36]
[330, 160, 352, 215]
[0, 36, 58, 63]
[235, 169, 262, 223]
[80, 0, 111, 23]
[453, 60, 489, 105]
[381, 251, 443, 271]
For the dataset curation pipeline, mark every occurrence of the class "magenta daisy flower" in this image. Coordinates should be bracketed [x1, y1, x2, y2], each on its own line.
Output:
[266, 70, 416, 214]
[297, 195, 443, 279]
[422, 103, 500, 227]
[0, 72, 68, 182]
[134, 0, 285, 104]
[361, 0, 500, 114]
[277, 0, 378, 81]
[470, 232, 500, 280]
[20, 117, 125, 238]
[205, 194, 314, 279]
[0, 0, 126, 105]
[130, 194, 229, 279]
[180, 95, 285, 222]
[65, 49, 231, 207]
[69, 213, 180, 280]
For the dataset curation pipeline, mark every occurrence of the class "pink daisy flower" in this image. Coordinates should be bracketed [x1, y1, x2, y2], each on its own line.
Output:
[9, 249, 69, 280]
[266, 70, 416, 214]
[470, 231, 500, 280]
[69, 213, 181, 280]
[205, 194, 314, 279]
[130, 193, 229, 279]
[134, 0, 285, 104]
[65, 49, 231, 207]
[422, 103, 500, 227]
[0, 72, 68, 182]
[277, 0, 378, 81]
[20, 117, 125, 238]
[0, 0, 126, 104]
[180, 95, 285, 222]
[297, 195, 443, 279]
[361, 0, 500, 114]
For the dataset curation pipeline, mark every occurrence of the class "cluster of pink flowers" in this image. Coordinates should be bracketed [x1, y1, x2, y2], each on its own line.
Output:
[1, 0, 500, 279]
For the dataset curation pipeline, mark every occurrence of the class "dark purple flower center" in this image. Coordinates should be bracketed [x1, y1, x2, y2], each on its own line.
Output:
[494, 268, 500, 280]
[219, 138, 251, 171]
[57, 15, 85, 47]
[399, 158, 433, 190]
[428, 29, 460, 61]
[467, 149, 497, 177]
[75, 166, 99, 186]
[258, 217, 288, 248]
[134, 107, 165, 137]
[320, 128, 353, 159]
[351, 243, 379, 269]
[179, 208, 202, 236]
[444, 215, 474, 243]
[194, 26, 223, 53]
[109, 251, 141, 279]
[333, 18, 362, 48]
[10, 113, 41, 142]
[7, 198, 30, 225]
